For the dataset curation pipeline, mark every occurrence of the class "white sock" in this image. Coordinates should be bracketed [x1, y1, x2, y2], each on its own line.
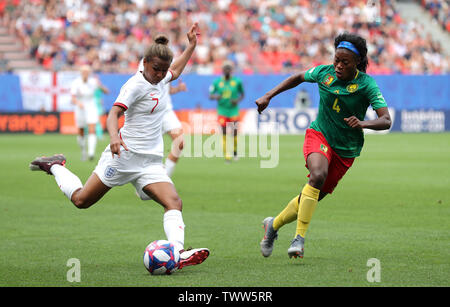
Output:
[50, 164, 83, 200]
[77, 135, 86, 158]
[163, 209, 185, 253]
[164, 158, 176, 177]
[87, 134, 97, 158]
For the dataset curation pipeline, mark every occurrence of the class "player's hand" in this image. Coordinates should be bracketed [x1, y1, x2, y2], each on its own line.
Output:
[110, 136, 128, 158]
[178, 80, 187, 92]
[255, 95, 271, 114]
[187, 22, 199, 46]
[344, 116, 364, 129]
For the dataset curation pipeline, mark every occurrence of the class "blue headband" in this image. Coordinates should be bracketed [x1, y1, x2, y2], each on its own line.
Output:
[337, 41, 360, 56]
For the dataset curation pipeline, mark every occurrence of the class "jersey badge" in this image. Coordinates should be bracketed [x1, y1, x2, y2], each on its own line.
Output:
[104, 166, 117, 179]
[322, 74, 335, 87]
[320, 144, 328, 153]
[346, 84, 359, 93]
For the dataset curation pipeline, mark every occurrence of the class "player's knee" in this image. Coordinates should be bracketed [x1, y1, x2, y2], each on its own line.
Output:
[73, 199, 91, 209]
[309, 169, 327, 188]
[72, 193, 93, 209]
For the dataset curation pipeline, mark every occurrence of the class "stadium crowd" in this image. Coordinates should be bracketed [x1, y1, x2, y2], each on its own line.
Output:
[421, 0, 450, 32]
[1, 0, 449, 74]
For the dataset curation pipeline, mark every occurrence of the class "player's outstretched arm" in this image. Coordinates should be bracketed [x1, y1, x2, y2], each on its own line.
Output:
[170, 22, 199, 81]
[255, 71, 306, 114]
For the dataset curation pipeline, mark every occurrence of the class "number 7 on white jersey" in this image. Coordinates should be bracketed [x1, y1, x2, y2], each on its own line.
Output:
[151, 98, 159, 113]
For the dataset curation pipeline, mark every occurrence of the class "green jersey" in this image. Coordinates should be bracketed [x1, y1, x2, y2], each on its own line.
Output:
[304, 64, 387, 158]
[209, 76, 244, 117]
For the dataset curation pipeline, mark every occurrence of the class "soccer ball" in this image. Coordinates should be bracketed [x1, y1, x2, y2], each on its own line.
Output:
[143, 240, 180, 275]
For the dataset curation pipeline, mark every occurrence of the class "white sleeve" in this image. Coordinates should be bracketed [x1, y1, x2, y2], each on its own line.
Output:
[163, 70, 174, 84]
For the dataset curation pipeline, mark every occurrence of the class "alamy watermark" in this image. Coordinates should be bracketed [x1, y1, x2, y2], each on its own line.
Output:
[66, 258, 81, 283]
[170, 121, 280, 168]
[366, 258, 381, 283]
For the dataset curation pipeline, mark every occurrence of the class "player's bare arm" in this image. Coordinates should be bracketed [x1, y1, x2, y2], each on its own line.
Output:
[255, 71, 306, 114]
[169, 81, 187, 94]
[169, 22, 199, 80]
[100, 84, 109, 95]
[106, 105, 128, 157]
[344, 107, 391, 130]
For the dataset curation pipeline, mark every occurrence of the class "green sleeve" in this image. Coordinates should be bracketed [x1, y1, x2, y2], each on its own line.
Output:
[303, 65, 326, 83]
[238, 79, 244, 94]
[366, 81, 388, 110]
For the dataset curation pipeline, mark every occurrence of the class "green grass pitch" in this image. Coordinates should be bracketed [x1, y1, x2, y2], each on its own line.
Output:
[0, 132, 449, 287]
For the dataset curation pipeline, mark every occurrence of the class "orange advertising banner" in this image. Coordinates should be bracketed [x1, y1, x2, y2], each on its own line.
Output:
[0, 112, 59, 134]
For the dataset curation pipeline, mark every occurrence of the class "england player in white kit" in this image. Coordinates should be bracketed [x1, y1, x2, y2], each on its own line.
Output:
[29, 23, 209, 269]
[137, 59, 187, 177]
[71, 65, 108, 161]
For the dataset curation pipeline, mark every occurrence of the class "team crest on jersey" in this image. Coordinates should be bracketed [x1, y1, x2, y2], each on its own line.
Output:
[322, 74, 335, 87]
[320, 144, 328, 153]
[104, 166, 117, 179]
[346, 84, 359, 93]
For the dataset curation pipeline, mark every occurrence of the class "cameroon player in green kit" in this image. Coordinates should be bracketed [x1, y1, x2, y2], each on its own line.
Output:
[209, 61, 245, 161]
[256, 33, 392, 259]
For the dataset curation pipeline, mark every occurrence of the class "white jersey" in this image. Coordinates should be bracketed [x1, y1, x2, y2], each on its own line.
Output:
[113, 70, 173, 156]
[70, 76, 99, 109]
[138, 59, 173, 110]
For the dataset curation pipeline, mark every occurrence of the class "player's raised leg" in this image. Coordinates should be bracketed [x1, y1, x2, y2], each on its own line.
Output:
[29, 154, 110, 209]
[142, 182, 209, 268]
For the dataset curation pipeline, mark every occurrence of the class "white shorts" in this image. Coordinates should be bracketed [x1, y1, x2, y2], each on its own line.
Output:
[94, 146, 172, 199]
[75, 104, 99, 127]
[161, 109, 182, 134]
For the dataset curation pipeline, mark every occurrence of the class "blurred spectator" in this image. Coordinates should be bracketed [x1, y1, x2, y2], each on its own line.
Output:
[1, 0, 449, 74]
